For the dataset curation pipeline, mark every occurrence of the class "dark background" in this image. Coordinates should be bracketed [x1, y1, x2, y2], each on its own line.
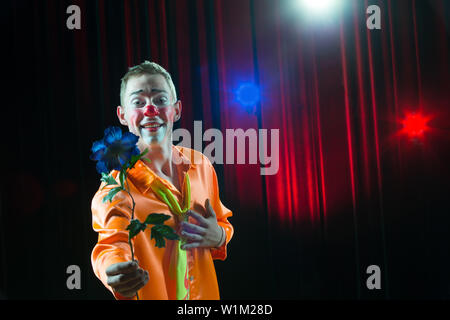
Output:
[1, 0, 449, 299]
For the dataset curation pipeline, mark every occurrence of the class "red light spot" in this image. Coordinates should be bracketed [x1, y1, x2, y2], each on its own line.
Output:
[401, 113, 429, 138]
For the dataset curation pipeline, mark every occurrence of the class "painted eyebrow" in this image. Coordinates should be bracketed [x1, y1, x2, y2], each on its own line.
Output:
[129, 89, 168, 97]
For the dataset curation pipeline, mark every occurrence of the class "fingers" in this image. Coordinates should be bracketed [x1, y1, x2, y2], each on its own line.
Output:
[181, 241, 200, 250]
[180, 221, 206, 235]
[179, 200, 218, 250]
[105, 261, 138, 277]
[107, 267, 144, 287]
[106, 261, 149, 298]
[181, 230, 203, 242]
[113, 269, 149, 297]
[186, 210, 208, 227]
[180, 222, 205, 250]
[185, 199, 216, 226]
[107, 267, 149, 298]
[205, 199, 216, 218]
[119, 278, 148, 298]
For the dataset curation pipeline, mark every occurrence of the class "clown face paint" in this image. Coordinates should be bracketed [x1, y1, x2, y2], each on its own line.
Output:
[117, 73, 181, 148]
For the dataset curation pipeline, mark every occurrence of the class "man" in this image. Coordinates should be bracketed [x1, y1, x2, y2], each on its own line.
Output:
[91, 61, 233, 300]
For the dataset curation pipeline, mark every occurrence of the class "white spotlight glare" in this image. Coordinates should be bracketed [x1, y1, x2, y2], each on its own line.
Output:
[300, 0, 339, 13]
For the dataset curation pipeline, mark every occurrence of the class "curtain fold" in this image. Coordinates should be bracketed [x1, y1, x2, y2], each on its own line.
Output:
[3, 0, 449, 299]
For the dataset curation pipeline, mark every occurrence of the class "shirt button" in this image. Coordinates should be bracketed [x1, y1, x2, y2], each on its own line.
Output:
[189, 276, 194, 281]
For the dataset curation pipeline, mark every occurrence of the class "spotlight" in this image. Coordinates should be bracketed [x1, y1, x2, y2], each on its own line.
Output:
[400, 112, 430, 138]
[236, 83, 260, 107]
[296, 0, 341, 15]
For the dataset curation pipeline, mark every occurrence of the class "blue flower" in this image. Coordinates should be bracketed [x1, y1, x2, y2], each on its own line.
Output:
[90, 126, 141, 174]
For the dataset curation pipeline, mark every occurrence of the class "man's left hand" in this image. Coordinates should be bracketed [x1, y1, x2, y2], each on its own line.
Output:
[179, 199, 224, 250]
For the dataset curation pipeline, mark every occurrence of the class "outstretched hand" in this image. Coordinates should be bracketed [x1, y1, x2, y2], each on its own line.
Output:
[179, 199, 225, 250]
[105, 260, 148, 298]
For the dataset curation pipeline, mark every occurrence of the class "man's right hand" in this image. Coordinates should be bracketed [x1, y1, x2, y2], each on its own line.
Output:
[105, 261, 149, 298]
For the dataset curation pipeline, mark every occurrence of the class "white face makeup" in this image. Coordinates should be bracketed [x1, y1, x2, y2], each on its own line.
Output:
[117, 73, 181, 148]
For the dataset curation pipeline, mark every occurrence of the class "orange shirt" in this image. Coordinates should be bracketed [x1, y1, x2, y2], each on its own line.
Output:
[91, 146, 233, 300]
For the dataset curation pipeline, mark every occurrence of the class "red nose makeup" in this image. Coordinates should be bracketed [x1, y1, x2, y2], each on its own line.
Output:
[144, 104, 160, 117]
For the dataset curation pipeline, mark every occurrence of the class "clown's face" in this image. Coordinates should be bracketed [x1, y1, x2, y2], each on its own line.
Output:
[117, 73, 181, 148]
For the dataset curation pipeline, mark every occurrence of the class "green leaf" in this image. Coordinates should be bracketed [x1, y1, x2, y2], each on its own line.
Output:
[150, 228, 165, 248]
[144, 213, 171, 225]
[126, 219, 147, 240]
[102, 186, 123, 203]
[127, 148, 149, 171]
[151, 224, 180, 248]
[100, 172, 119, 190]
[119, 168, 126, 188]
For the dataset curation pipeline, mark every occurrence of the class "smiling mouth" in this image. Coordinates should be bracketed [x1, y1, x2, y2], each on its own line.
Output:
[141, 123, 164, 132]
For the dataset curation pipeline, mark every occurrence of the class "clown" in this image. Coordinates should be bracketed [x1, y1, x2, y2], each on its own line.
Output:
[91, 61, 233, 300]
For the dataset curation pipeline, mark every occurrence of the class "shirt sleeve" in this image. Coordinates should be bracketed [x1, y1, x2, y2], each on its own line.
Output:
[207, 163, 234, 261]
[90, 171, 135, 300]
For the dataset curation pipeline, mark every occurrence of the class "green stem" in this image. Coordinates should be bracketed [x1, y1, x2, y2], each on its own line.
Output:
[123, 171, 139, 300]
[124, 174, 136, 220]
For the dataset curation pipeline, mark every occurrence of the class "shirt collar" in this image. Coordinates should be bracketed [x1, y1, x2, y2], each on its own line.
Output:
[126, 145, 195, 196]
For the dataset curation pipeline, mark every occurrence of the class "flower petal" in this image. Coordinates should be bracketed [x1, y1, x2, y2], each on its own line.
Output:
[104, 126, 123, 145]
[90, 148, 106, 161]
[91, 140, 106, 153]
[121, 131, 139, 146]
[96, 161, 109, 174]
[131, 146, 141, 157]
[105, 157, 122, 172]
[91, 126, 142, 175]
[118, 153, 129, 167]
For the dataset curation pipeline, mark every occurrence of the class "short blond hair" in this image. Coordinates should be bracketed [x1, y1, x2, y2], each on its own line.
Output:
[120, 61, 177, 106]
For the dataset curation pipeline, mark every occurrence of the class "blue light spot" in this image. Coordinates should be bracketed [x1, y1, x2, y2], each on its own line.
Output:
[236, 83, 260, 107]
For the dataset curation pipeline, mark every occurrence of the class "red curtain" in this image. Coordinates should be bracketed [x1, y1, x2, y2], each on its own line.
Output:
[4, 0, 449, 299]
